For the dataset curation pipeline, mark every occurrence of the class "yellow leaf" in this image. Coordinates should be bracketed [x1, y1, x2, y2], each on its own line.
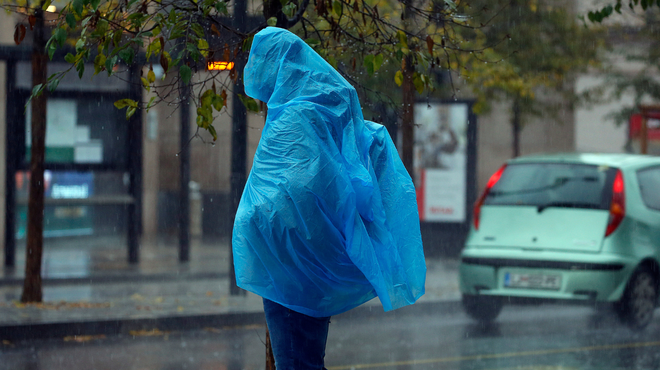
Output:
[63, 335, 106, 342]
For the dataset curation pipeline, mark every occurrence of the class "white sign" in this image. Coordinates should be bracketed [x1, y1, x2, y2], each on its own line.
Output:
[26, 99, 77, 147]
[413, 103, 469, 222]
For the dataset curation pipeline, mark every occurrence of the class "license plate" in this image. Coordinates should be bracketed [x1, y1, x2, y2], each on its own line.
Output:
[504, 272, 562, 290]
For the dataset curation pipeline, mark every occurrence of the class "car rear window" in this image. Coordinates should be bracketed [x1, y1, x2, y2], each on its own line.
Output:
[484, 163, 617, 211]
[637, 166, 660, 211]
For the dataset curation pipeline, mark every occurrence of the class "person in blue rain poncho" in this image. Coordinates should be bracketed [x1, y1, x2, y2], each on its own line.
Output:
[233, 27, 426, 369]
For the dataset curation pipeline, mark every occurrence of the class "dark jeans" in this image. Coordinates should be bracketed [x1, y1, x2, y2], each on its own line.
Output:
[263, 298, 331, 370]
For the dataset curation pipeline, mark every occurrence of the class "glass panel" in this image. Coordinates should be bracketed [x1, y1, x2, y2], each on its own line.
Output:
[15, 170, 130, 239]
[638, 167, 660, 211]
[25, 97, 127, 166]
[484, 163, 615, 210]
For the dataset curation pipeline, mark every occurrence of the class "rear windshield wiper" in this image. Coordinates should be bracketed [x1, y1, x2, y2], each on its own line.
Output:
[537, 202, 602, 213]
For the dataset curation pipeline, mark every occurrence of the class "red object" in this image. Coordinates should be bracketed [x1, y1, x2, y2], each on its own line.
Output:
[416, 169, 426, 220]
[605, 169, 625, 237]
[473, 165, 506, 230]
[629, 113, 660, 141]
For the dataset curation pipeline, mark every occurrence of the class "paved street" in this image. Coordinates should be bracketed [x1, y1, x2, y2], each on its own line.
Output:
[3, 303, 660, 370]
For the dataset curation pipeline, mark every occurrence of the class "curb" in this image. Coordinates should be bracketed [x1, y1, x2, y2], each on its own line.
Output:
[0, 272, 229, 287]
[0, 300, 463, 341]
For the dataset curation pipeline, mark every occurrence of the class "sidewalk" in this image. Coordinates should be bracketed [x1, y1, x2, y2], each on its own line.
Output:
[0, 237, 461, 341]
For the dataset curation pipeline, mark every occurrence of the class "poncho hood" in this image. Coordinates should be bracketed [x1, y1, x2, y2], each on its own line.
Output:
[233, 27, 426, 317]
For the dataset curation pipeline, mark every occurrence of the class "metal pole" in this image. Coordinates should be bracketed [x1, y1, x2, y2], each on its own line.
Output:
[179, 82, 191, 262]
[4, 60, 17, 267]
[128, 64, 143, 264]
[229, 0, 248, 296]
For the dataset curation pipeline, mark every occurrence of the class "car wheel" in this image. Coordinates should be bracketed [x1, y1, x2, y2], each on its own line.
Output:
[462, 294, 503, 323]
[616, 267, 658, 330]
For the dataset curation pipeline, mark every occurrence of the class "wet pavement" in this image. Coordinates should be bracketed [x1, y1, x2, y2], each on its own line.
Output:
[0, 236, 461, 340]
[3, 302, 660, 370]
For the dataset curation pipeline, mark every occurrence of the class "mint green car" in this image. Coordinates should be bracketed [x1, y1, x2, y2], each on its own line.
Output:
[459, 153, 660, 329]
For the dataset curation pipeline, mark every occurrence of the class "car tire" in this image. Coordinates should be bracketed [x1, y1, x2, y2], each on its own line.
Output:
[615, 267, 658, 330]
[462, 294, 503, 323]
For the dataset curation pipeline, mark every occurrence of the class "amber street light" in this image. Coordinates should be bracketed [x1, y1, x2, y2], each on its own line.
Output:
[207, 61, 235, 71]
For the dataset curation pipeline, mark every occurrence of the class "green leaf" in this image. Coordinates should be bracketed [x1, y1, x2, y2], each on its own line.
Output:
[212, 94, 225, 111]
[118, 48, 135, 65]
[192, 23, 205, 38]
[31, 83, 44, 97]
[196, 106, 212, 128]
[242, 35, 254, 52]
[94, 54, 106, 74]
[198, 38, 209, 58]
[48, 77, 60, 92]
[186, 43, 201, 62]
[305, 38, 321, 47]
[146, 39, 161, 59]
[114, 98, 138, 109]
[146, 96, 156, 110]
[53, 27, 67, 46]
[72, 0, 83, 15]
[75, 38, 85, 53]
[41, 0, 52, 10]
[238, 94, 260, 112]
[105, 55, 118, 75]
[214, 1, 228, 14]
[180, 65, 192, 84]
[363, 54, 375, 74]
[126, 106, 137, 119]
[64, 53, 76, 64]
[332, 0, 343, 17]
[47, 40, 57, 60]
[374, 54, 384, 72]
[66, 13, 76, 29]
[397, 31, 408, 49]
[90, 0, 100, 10]
[207, 125, 217, 141]
[267, 17, 277, 26]
[327, 55, 338, 69]
[283, 2, 296, 17]
[147, 69, 155, 83]
[76, 62, 85, 78]
[128, 13, 145, 21]
[160, 51, 171, 72]
[113, 30, 122, 47]
[394, 70, 403, 86]
[413, 72, 424, 94]
[95, 19, 108, 35]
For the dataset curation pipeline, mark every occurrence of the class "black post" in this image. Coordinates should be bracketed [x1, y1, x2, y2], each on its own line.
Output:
[127, 64, 143, 264]
[229, 0, 248, 296]
[4, 60, 17, 267]
[179, 82, 191, 262]
[512, 99, 521, 158]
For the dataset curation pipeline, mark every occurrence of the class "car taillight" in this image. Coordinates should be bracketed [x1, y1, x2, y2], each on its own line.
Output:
[473, 165, 506, 230]
[605, 169, 625, 237]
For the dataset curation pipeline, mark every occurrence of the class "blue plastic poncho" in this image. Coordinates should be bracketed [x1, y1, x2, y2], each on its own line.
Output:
[232, 27, 426, 317]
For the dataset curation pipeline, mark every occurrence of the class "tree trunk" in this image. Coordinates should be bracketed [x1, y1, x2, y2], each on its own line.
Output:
[21, 4, 48, 303]
[400, 0, 415, 178]
[401, 57, 415, 177]
[512, 99, 521, 158]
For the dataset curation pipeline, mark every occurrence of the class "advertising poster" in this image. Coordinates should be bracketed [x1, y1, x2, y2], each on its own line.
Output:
[413, 102, 469, 222]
